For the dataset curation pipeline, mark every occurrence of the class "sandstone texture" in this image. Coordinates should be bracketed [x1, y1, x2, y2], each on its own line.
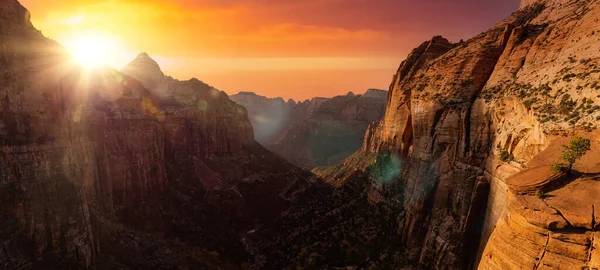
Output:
[480, 132, 600, 269]
[320, 0, 600, 269]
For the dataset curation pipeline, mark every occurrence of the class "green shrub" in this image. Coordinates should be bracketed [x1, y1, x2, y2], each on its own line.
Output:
[535, 190, 546, 199]
[499, 149, 514, 162]
[525, 98, 539, 108]
[550, 162, 568, 173]
[563, 73, 576, 82]
[558, 136, 591, 171]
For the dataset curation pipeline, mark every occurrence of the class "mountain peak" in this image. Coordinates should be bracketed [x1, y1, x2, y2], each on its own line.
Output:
[121, 52, 165, 89]
[134, 52, 155, 62]
[0, 0, 42, 36]
[131, 52, 160, 66]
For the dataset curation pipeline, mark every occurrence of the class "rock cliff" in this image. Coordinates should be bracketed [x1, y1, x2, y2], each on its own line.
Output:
[321, 0, 600, 268]
[229, 91, 319, 144]
[480, 132, 600, 269]
[0, 1, 316, 268]
[269, 90, 388, 169]
[0, 1, 407, 269]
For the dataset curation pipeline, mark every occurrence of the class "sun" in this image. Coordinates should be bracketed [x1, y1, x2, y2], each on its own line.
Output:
[62, 33, 118, 69]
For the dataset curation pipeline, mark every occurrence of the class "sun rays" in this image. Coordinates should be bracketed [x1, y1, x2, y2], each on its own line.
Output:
[60, 33, 118, 69]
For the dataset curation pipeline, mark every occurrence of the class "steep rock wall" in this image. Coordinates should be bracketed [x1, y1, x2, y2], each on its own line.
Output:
[0, 1, 312, 268]
[328, 0, 600, 268]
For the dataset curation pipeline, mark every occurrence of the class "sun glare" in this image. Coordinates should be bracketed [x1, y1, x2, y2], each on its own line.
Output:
[63, 33, 118, 69]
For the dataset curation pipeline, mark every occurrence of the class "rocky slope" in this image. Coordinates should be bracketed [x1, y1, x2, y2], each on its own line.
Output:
[269, 89, 388, 169]
[319, 0, 600, 268]
[479, 131, 600, 269]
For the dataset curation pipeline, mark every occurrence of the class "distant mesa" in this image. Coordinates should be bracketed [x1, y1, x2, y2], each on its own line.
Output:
[363, 88, 388, 98]
[237, 91, 258, 96]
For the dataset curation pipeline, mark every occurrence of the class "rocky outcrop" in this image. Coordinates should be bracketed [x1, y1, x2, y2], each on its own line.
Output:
[121, 52, 165, 92]
[347, 26, 516, 269]
[479, 131, 600, 269]
[321, 0, 600, 268]
[269, 90, 387, 169]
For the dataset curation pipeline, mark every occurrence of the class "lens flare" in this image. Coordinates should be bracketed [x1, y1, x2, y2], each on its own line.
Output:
[61, 33, 120, 69]
[370, 153, 402, 184]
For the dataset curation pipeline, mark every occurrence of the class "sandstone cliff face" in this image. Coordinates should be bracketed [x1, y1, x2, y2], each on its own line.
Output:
[269, 90, 387, 169]
[352, 28, 517, 269]
[0, 1, 314, 268]
[324, 0, 600, 268]
[479, 132, 600, 269]
[0, 1, 96, 267]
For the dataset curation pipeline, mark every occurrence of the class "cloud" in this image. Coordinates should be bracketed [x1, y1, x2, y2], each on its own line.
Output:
[22, 0, 521, 59]
[218, 24, 384, 41]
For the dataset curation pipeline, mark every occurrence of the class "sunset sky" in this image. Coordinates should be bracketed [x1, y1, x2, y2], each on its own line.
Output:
[21, 0, 520, 100]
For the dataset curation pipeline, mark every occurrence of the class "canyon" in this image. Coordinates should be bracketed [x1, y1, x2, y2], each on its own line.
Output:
[228, 91, 324, 145]
[0, 0, 315, 267]
[230, 90, 387, 169]
[1, 0, 600, 269]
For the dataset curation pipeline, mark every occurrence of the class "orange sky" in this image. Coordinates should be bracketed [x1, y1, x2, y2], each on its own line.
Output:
[21, 0, 520, 100]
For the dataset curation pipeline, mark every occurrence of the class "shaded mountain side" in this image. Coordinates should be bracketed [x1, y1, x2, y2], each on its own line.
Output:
[243, 170, 407, 269]
[319, 0, 600, 268]
[229, 92, 324, 144]
[0, 1, 408, 269]
[0, 0, 317, 268]
[268, 89, 387, 169]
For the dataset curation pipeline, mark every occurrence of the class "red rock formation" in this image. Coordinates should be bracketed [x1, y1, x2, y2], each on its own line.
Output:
[4, 0, 600, 268]
[323, 0, 600, 267]
[0, 1, 313, 268]
[480, 132, 600, 269]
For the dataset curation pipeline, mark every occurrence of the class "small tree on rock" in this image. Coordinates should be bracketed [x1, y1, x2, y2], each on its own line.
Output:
[551, 136, 591, 172]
